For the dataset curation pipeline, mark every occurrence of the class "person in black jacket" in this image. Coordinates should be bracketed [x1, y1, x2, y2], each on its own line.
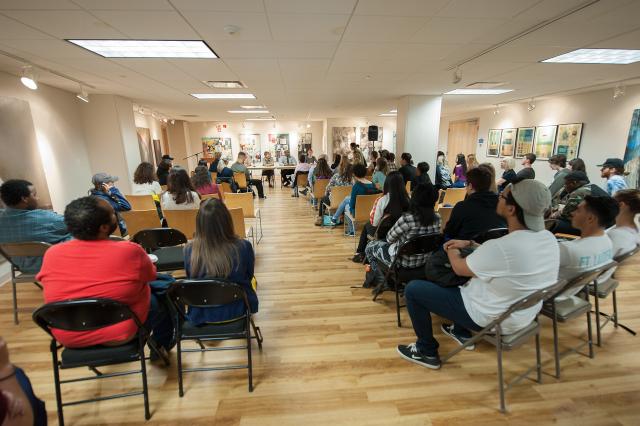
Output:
[444, 166, 506, 240]
[156, 154, 173, 185]
[398, 153, 416, 188]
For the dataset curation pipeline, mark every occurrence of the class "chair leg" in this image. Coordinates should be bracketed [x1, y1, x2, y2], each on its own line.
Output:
[551, 304, 560, 379]
[11, 275, 18, 325]
[593, 282, 602, 347]
[139, 334, 151, 420]
[177, 337, 184, 397]
[496, 330, 506, 413]
[251, 318, 263, 351]
[535, 331, 542, 383]
[587, 310, 594, 359]
[395, 281, 402, 327]
[247, 317, 254, 392]
[51, 340, 65, 426]
[612, 290, 619, 328]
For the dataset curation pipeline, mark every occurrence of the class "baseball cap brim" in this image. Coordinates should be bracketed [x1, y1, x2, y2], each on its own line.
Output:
[522, 213, 545, 232]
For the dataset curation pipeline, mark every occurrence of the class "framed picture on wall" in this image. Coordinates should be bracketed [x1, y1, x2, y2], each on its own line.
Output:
[533, 125, 558, 161]
[499, 128, 517, 157]
[554, 123, 583, 158]
[486, 129, 501, 157]
[514, 127, 534, 158]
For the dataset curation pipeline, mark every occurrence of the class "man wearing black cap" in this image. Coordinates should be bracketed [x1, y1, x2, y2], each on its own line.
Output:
[156, 154, 174, 186]
[599, 157, 628, 196]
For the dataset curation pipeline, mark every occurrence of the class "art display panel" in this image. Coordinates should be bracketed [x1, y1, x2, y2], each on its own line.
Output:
[202, 136, 232, 161]
[515, 127, 534, 158]
[268, 133, 290, 159]
[499, 128, 516, 157]
[359, 126, 383, 159]
[554, 123, 583, 158]
[136, 127, 153, 164]
[532, 125, 558, 161]
[239, 133, 261, 163]
[623, 109, 640, 189]
[332, 127, 356, 155]
[298, 132, 312, 157]
[486, 129, 501, 157]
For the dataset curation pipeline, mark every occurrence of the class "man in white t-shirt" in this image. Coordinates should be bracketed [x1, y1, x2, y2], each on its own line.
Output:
[397, 179, 559, 369]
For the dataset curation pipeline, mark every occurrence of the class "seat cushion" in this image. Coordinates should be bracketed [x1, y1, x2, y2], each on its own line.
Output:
[589, 279, 619, 299]
[152, 246, 185, 271]
[181, 317, 247, 339]
[60, 340, 141, 368]
[482, 321, 540, 350]
[542, 296, 591, 321]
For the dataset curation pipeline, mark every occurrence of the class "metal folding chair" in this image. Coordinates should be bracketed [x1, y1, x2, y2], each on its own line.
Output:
[132, 228, 188, 273]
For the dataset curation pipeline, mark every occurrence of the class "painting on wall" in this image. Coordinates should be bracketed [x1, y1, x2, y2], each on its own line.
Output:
[152, 139, 162, 165]
[268, 133, 290, 158]
[514, 127, 535, 158]
[486, 129, 501, 157]
[623, 109, 640, 189]
[332, 127, 356, 155]
[532, 125, 558, 161]
[359, 126, 383, 159]
[136, 127, 153, 164]
[554, 123, 583, 158]
[499, 128, 516, 157]
[202, 136, 232, 161]
[239, 133, 261, 163]
[298, 132, 312, 157]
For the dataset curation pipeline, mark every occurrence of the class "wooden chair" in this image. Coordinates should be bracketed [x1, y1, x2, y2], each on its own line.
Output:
[293, 173, 309, 197]
[163, 209, 198, 240]
[438, 206, 453, 232]
[311, 179, 330, 211]
[121, 210, 163, 239]
[405, 180, 411, 195]
[437, 188, 467, 210]
[200, 193, 221, 202]
[160, 185, 167, 191]
[228, 207, 255, 246]
[345, 193, 382, 248]
[233, 172, 248, 192]
[224, 192, 262, 244]
[210, 172, 218, 182]
[220, 182, 233, 194]
[125, 195, 156, 210]
[322, 185, 353, 216]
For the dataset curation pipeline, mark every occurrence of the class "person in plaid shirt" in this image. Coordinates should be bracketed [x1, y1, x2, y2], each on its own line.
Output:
[364, 183, 441, 286]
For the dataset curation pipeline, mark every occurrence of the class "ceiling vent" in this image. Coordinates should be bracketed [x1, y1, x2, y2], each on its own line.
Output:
[202, 81, 246, 89]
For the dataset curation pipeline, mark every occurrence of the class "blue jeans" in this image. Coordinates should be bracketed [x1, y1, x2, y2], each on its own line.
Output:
[405, 280, 482, 357]
[452, 180, 466, 188]
[145, 274, 176, 350]
[332, 196, 350, 222]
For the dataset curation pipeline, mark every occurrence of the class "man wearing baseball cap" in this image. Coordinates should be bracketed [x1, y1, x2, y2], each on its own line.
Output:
[397, 179, 559, 370]
[598, 157, 628, 196]
[89, 173, 131, 235]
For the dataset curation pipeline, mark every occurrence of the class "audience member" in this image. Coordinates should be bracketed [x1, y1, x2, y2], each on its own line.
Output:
[231, 152, 265, 199]
[132, 162, 163, 201]
[156, 154, 173, 186]
[184, 198, 257, 324]
[515, 153, 536, 181]
[387, 152, 398, 172]
[216, 156, 235, 184]
[291, 154, 311, 196]
[397, 180, 558, 369]
[37, 196, 174, 353]
[548, 154, 569, 196]
[568, 158, 586, 173]
[368, 150, 379, 175]
[365, 183, 441, 288]
[372, 157, 388, 190]
[306, 148, 317, 164]
[452, 154, 467, 188]
[0, 179, 71, 273]
[316, 158, 353, 224]
[398, 153, 417, 188]
[350, 143, 366, 166]
[278, 150, 297, 187]
[330, 154, 341, 171]
[497, 157, 517, 192]
[608, 189, 640, 255]
[333, 164, 378, 234]
[262, 151, 275, 188]
[548, 171, 593, 235]
[309, 157, 333, 190]
[599, 157, 628, 196]
[208, 152, 222, 174]
[191, 165, 221, 198]
[89, 173, 131, 235]
[415, 162, 432, 187]
[161, 167, 200, 210]
[479, 162, 498, 193]
[466, 154, 479, 170]
[435, 151, 452, 190]
[444, 167, 506, 240]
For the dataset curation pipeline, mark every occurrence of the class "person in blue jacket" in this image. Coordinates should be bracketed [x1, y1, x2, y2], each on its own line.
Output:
[88, 173, 131, 236]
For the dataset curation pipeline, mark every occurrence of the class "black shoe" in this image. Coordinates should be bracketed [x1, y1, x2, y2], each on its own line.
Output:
[397, 343, 441, 370]
[351, 253, 365, 263]
[441, 324, 475, 350]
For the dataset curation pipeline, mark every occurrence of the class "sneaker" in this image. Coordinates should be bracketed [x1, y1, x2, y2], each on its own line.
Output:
[441, 324, 475, 350]
[396, 343, 441, 370]
[351, 253, 365, 263]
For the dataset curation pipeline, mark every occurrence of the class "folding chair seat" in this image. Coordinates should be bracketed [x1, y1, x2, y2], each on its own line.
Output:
[60, 340, 141, 368]
[132, 228, 188, 273]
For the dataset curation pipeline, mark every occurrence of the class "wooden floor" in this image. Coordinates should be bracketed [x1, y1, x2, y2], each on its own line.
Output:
[2, 185, 640, 425]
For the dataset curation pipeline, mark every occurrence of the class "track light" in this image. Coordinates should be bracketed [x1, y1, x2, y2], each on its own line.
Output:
[527, 98, 536, 111]
[20, 65, 38, 90]
[613, 83, 625, 100]
[76, 85, 89, 102]
[452, 67, 462, 84]
[306, 123, 311, 129]
[170, 119, 175, 125]
[493, 104, 500, 115]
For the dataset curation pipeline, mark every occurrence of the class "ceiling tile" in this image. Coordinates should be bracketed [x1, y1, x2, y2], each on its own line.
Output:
[0, 0, 79, 10]
[590, 28, 640, 49]
[1, 39, 101, 59]
[265, 0, 357, 14]
[91, 10, 199, 39]
[171, 0, 264, 12]
[182, 11, 271, 41]
[268, 14, 350, 42]
[0, 15, 54, 39]
[3, 10, 124, 38]
[223, 58, 283, 81]
[167, 59, 239, 81]
[437, 0, 542, 19]
[343, 15, 430, 42]
[72, 0, 173, 10]
[211, 40, 337, 59]
[354, 0, 449, 16]
[412, 17, 507, 44]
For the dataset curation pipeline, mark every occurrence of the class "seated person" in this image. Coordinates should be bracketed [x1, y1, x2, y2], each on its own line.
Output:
[278, 150, 297, 186]
[515, 153, 536, 181]
[191, 165, 221, 199]
[330, 154, 341, 172]
[372, 157, 388, 190]
[208, 152, 222, 174]
[365, 183, 441, 288]
[291, 154, 311, 196]
[89, 173, 131, 235]
[315, 158, 353, 224]
[0, 179, 71, 273]
[557, 195, 616, 299]
[548, 171, 595, 235]
[397, 180, 559, 369]
[231, 152, 265, 199]
[161, 167, 201, 210]
[608, 189, 640, 255]
[548, 154, 570, 197]
[36, 197, 174, 352]
[216, 157, 235, 184]
[414, 162, 432, 188]
[398, 153, 417, 189]
[331, 164, 378, 233]
[307, 157, 333, 199]
[262, 151, 275, 188]
[183, 198, 257, 323]
[497, 157, 517, 193]
[131, 162, 162, 202]
[444, 166, 506, 240]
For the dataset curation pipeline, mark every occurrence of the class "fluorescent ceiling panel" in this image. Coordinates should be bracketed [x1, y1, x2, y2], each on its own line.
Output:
[542, 49, 640, 64]
[191, 93, 256, 99]
[203, 80, 246, 88]
[228, 110, 270, 113]
[66, 39, 217, 58]
[246, 118, 275, 121]
[445, 89, 513, 95]
[240, 105, 266, 109]
[379, 113, 397, 116]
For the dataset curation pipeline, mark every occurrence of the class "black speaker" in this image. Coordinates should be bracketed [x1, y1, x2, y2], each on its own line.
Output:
[368, 125, 378, 141]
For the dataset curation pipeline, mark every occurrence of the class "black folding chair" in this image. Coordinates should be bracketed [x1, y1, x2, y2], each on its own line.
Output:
[590, 245, 639, 346]
[441, 280, 565, 413]
[32, 298, 169, 426]
[132, 228, 187, 273]
[168, 279, 263, 396]
[471, 227, 508, 244]
[540, 262, 616, 379]
[0, 241, 51, 324]
[372, 233, 443, 327]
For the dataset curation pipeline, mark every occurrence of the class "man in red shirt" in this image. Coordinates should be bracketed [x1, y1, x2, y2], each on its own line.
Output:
[37, 196, 173, 352]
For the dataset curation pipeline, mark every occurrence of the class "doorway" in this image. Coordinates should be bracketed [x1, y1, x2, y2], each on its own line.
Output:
[447, 119, 479, 167]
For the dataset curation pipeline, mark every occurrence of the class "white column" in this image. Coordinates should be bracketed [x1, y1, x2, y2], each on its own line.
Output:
[396, 95, 442, 181]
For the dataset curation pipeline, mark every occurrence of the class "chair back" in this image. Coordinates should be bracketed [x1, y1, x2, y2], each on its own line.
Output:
[405, 180, 411, 195]
[163, 209, 198, 239]
[354, 193, 382, 222]
[160, 185, 167, 191]
[544, 219, 557, 231]
[210, 172, 218, 182]
[33, 298, 140, 336]
[200, 193, 220, 202]
[224, 192, 255, 218]
[440, 188, 466, 208]
[121, 210, 162, 238]
[132, 227, 188, 252]
[313, 179, 330, 199]
[126, 195, 156, 210]
[490, 280, 567, 329]
[233, 172, 248, 189]
[220, 182, 233, 194]
[552, 262, 618, 299]
[396, 233, 443, 258]
[228, 208, 246, 238]
[0, 242, 52, 266]
[296, 173, 309, 188]
[168, 279, 249, 309]
[438, 207, 453, 232]
[613, 244, 640, 264]
[330, 185, 353, 207]
[472, 228, 509, 244]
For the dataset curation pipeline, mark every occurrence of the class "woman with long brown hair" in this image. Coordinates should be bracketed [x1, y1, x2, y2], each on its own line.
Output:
[132, 162, 162, 200]
[161, 167, 200, 210]
[191, 165, 221, 198]
[183, 198, 257, 324]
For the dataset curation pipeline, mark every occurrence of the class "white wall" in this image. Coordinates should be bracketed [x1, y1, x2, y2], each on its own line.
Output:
[439, 84, 640, 188]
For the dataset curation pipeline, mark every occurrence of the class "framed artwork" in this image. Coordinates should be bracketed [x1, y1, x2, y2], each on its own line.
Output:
[268, 133, 290, 158]
[622, 109, 640, 188]
[298, 132, 312, 156]
[554, 123, 583, 158]
[152, 139, 162, 165]
[499, 128, 516, 157]
[533, 125, 558, 161]
[136, 127, 153, 164]
[332, 127, 356, 155]
[514, 127, 535, 158]
[202, 136, 232, 161]
[486, 129, 501, 157]
[239, 133, 261, 163]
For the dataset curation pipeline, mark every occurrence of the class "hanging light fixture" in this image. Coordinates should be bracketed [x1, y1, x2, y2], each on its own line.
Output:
[20, 65, 38, 90]
[613, 82, 626, 100]
[493, 104, 500, 115]
[527, 98, 536, 111]
[76, 84, 89, 102]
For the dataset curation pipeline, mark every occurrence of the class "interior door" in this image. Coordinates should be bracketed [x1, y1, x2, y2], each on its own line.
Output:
[447, 119, 479, 167]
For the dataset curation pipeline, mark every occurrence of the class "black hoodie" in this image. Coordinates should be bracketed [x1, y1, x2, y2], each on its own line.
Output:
[443, 191, 506, 240]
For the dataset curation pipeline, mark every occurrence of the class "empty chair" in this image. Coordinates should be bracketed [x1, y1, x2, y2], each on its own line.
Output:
[163, 209, 198, 240]
[0, 241, 52, 324]
[438, 188, 467, 210]
[228, 207, 255, 245]
[125, 195, 156, 210]
[121, 209, 162, 238]
[293, 173, 309, 197]
[219, 181, 233, 194]
[224, 192, 262, 244]
[132, 228, 188, 273]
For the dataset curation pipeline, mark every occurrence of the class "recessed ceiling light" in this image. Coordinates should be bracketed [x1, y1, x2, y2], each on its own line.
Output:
[246, 117, 275, 121]
[66, 39, 217, 58]
[240, 105, 266, 109]
[542, 48, 640, 64]
[203, 80, 246, 89]
[228, 110, 269, 114]
[445, 89, 513, 95]
[20, 65, 37, 90]
[379, 113, 397, 117]
[191, 93, 256, 99]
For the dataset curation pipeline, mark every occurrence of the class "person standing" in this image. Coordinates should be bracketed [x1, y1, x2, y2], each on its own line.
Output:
[598, 157, 628, 196]
[306, 148, 317, 164]
[435, 151, 452, 190]
[156, 154, 173, 186]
